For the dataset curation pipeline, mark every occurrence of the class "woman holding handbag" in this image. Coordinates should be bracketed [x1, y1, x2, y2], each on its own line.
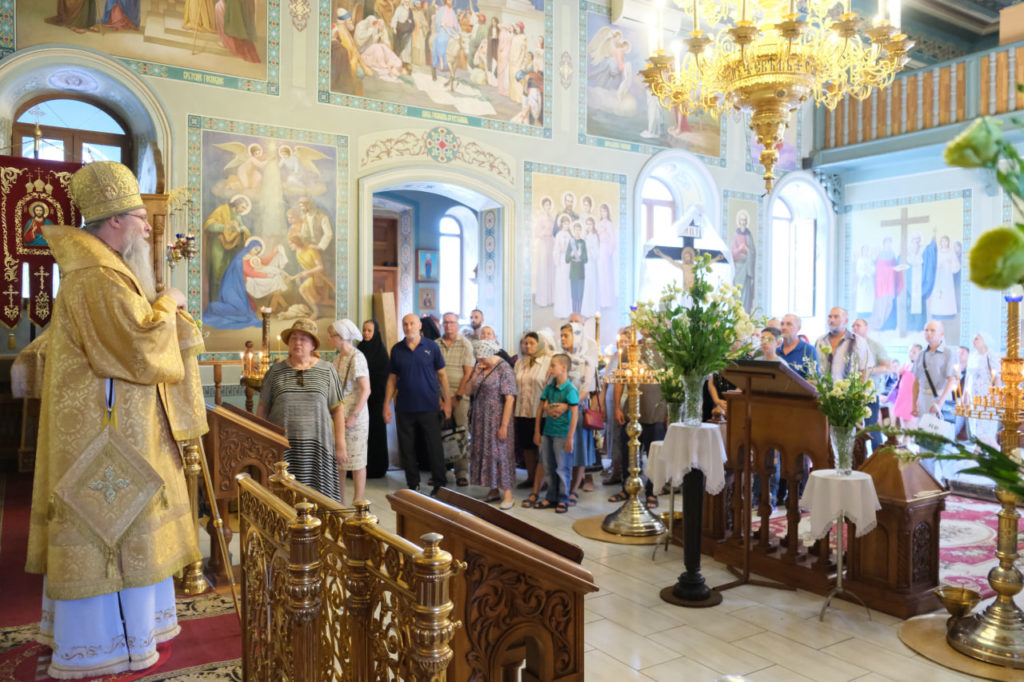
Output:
[467, 339, 518, 509]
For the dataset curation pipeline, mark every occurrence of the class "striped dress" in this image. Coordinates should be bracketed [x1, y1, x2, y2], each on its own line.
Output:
[260, 359, 344, 501]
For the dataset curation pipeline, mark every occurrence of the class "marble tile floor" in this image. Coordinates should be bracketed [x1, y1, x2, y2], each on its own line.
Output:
[203, 470, 1014, 681]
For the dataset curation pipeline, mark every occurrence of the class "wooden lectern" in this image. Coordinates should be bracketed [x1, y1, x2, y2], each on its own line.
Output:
[710, 360, 836, 594]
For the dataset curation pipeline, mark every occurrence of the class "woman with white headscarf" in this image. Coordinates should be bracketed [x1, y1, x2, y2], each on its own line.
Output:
[329, 318, 371, 504]
[967, 331, 1000, 446]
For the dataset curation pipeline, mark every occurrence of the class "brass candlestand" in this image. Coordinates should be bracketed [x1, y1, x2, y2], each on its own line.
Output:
[240, 308, 272, 411]
[602, 323, 666, 536]
[949, 293, 1024, 668]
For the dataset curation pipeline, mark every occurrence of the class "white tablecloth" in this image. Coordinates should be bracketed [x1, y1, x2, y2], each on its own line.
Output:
[800, 469, 881, 540]
[645, 422, 727, 495]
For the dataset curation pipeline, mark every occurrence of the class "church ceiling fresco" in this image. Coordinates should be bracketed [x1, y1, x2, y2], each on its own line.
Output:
[578, 1, 724, 162]
[523, 161, 627, 347]
[843, 191, 972, 348]
[320, 1, 551, 138]
[9, 1, 279, 93]
[187, 115, 348, 358]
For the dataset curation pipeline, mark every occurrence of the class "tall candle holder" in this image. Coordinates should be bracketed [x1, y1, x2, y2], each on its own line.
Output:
[240, 308, 272, 410]
[602, 319, 666, 537]
[948, 292, 1024, 668]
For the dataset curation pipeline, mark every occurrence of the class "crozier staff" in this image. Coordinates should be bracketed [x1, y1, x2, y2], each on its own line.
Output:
[26, 161, 202, 678]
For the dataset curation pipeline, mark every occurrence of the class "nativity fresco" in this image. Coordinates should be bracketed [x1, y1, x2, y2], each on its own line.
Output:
[847, 193, 969, 346]
[190, 120, 345, 354]
[581, 4, 722, 158]
[14, 1, 275, 91]
[323, 0, 550, 136]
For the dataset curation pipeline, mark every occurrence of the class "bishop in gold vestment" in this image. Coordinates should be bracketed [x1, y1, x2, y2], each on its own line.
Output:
[25, 162, 202, 679]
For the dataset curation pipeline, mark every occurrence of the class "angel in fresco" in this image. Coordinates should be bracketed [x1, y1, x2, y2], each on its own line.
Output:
[217, 141, 268, 192]
[587, 26, 637, 117]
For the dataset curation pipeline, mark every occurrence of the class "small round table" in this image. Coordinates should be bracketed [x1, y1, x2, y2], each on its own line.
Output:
[800, 469, 881, 621]
[646, 422, 727, 606]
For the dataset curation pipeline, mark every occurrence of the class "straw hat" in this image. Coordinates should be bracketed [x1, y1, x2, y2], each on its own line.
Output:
[281, 318, 320, 350]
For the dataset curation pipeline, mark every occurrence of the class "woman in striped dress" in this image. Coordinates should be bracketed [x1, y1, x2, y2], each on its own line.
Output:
[329, 318, 371, 505]
[258, 318, 346, 502]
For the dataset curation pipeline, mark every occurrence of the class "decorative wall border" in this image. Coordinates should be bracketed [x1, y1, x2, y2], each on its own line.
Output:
[522, 160, 628, 332]
[317, 1, 552, 139]
[1, 1, 281, 94]
[576, 1, 726, 165]
[722, 189, 764, 315]
[359, 126, 515, 186]
[841, 189, 973, 343]
[186, 114, 348, 361]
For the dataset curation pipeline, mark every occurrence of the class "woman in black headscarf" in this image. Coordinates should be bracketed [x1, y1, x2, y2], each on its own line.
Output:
[358, 319, 390, 478]
[420, 315, 441, 340]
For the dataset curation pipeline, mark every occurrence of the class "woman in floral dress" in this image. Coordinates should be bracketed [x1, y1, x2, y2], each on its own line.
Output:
[468, 338, 518, 509]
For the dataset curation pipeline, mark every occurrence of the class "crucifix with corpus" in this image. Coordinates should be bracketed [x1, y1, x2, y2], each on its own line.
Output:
[880, 207, 930, 336]
[645, 203, 726, 291]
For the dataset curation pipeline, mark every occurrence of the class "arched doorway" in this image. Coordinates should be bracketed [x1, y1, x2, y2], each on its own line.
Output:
[358, 168, 515, 346]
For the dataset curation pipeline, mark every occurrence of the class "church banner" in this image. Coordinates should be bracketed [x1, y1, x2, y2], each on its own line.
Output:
[0, 155, 82, 328]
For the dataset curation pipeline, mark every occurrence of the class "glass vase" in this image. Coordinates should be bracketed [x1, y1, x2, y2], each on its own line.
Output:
[666, 402, 682, 425]
[682, 373, 705, 427]
[829, 422, 856, 475]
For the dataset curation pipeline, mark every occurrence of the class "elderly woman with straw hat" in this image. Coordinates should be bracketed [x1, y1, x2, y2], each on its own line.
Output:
[258, 318, 347, 502]
[328, 318, 371, 504]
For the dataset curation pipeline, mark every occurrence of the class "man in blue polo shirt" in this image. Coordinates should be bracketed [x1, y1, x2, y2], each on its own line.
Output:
[384, 314, 453, 496]
[779, 313, 819, 377]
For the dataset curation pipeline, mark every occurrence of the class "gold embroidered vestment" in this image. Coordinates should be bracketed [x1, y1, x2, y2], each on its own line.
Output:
[26, 225, 201, 601]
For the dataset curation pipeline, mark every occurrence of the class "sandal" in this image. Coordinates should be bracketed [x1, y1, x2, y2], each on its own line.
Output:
[483, 492, 501, 503]
[457, 477, 469, 487]
[535, 499, 556, 510]
[521, 493, 539, 508]
[568, 492, 579, 507]
[607, 491, 629, 503]
[555, 502, 569, 514]
[646, 495, 659, 509]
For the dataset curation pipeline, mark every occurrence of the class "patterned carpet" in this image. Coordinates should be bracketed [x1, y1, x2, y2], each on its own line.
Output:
[752, 494, 1023, 599]
[0, 474, 241, 681]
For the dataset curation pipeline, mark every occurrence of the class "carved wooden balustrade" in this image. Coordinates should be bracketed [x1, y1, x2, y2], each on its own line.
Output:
[237, 464, 460, 682]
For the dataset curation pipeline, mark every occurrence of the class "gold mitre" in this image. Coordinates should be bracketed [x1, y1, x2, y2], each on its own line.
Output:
[70, 161, 144, 223]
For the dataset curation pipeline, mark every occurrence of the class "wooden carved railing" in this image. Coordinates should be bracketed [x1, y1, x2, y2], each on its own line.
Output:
[237, 464, 461, 682]
[821, 40, 1024, 151]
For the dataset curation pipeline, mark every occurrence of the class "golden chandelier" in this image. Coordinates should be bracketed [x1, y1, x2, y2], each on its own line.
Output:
[641, 0, 913, 190]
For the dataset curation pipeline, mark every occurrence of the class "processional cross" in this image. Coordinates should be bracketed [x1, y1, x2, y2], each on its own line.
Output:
[880, 207, 929, 335]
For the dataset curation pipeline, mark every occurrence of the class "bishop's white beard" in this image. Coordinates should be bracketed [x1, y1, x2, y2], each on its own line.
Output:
[122, 232, 158, 303]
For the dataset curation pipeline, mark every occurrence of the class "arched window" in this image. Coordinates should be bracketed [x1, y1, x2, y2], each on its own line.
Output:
[767, 176, 831, 326]
[439, 216, 462, 316]
[13, 97, 131, 164]
[640, 177, 675, 243]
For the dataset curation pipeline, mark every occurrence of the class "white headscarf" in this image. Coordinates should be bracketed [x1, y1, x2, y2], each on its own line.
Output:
[331, 318, 362, 342]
